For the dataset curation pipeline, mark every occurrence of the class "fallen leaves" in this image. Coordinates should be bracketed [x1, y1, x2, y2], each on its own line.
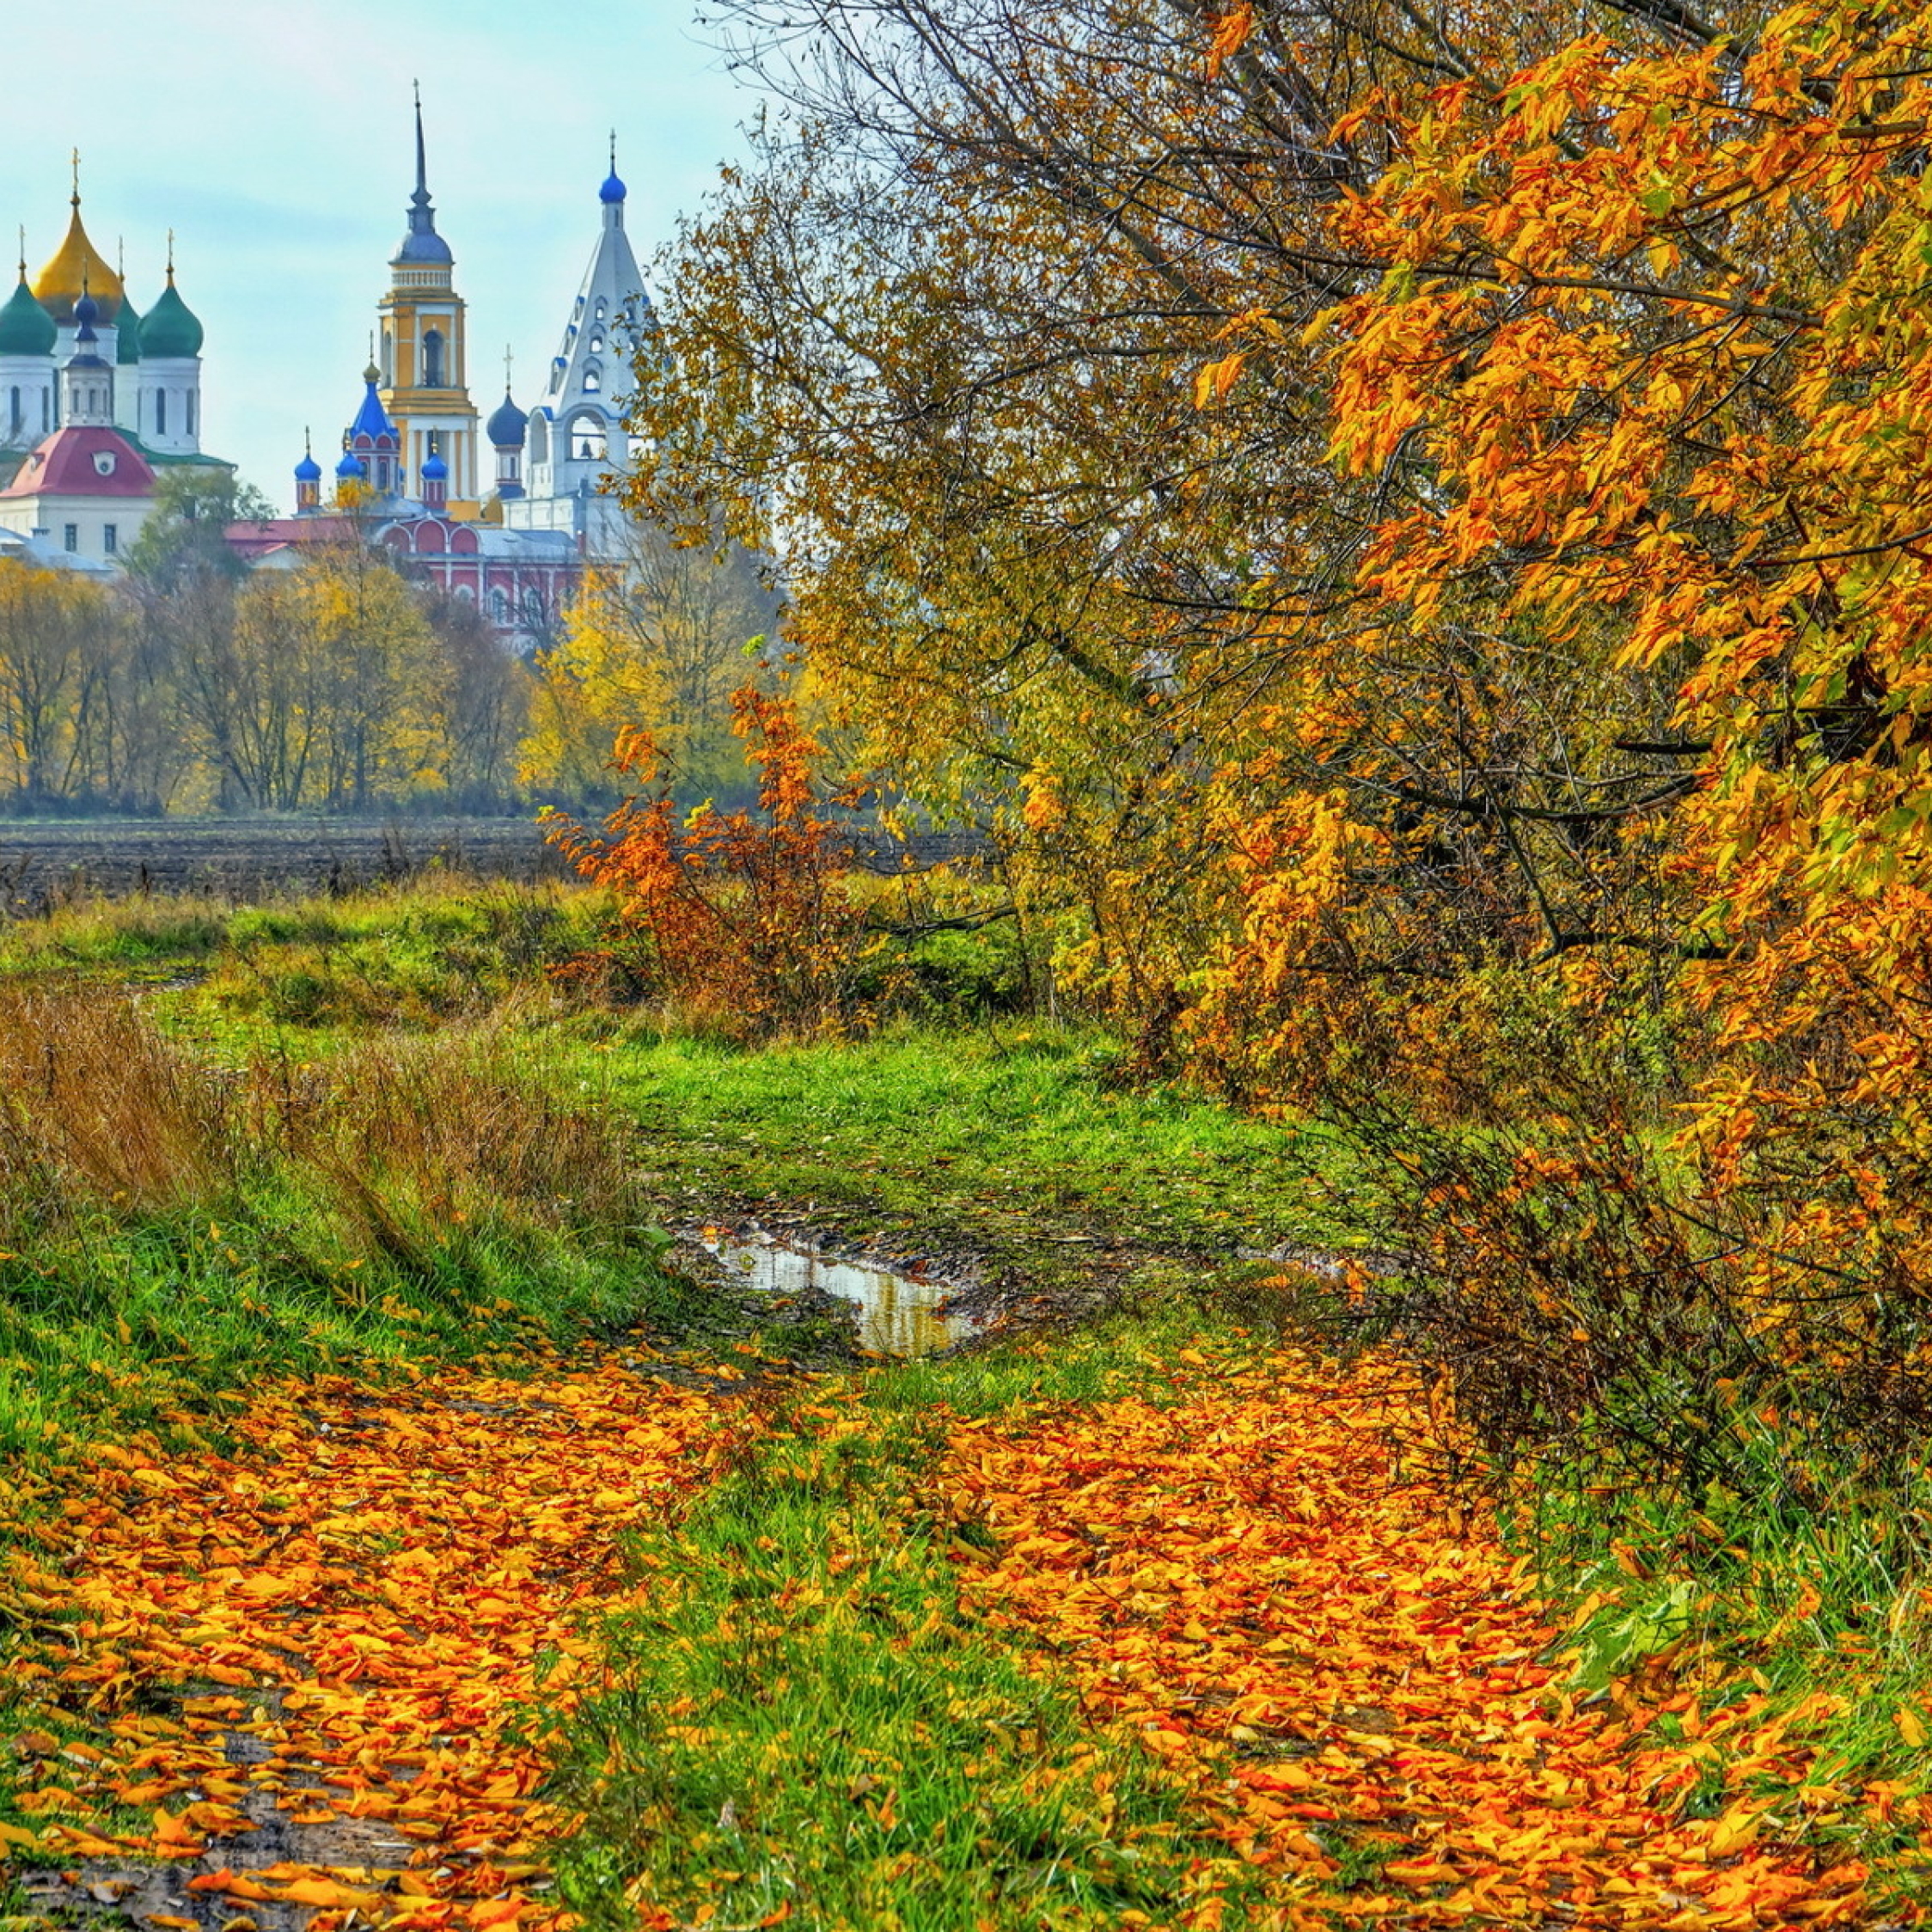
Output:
[0, 1348, 748, 1930]
[939, 1338, 1886, 1929]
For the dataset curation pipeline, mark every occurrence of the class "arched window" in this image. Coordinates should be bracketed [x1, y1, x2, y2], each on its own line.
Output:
[523, 588, 542, 625]
[589, 333, 603, 353]
[423, 328, 446, 388]
[595, 299, 606, 321]
[491, 589, 509, 622]
[7, 387, 18, 437]
[156, 390, 167, 437]
[186, 393, 196, 437]
[583, 365, 601, 393]
[567, 413, 607, 462]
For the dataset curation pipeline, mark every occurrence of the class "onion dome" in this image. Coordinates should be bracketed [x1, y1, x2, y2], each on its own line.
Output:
[140, 272, 204, 358]
[117, 294, 142, 365]
[295, 447, 323, 485]
[0, 269, 56, 358]
[600, 168, 627, 205]
[421, 449, 448, 481]
[34, 195, 123, 324]
[487, 388, 528, 449]
[336, 450, 365, 481]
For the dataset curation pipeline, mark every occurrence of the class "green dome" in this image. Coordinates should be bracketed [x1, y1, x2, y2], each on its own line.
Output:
[117, 297, 142, 365]
[139, 276, 203, 358]
[0, 272, 57, 358]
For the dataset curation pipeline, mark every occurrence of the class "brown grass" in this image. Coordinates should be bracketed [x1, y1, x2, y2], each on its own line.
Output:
[0, 988, 642, 1255]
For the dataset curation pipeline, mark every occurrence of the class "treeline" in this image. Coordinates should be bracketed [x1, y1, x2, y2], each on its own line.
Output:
[629, 0, 1932, 1486]
[0, 474, 780, 816]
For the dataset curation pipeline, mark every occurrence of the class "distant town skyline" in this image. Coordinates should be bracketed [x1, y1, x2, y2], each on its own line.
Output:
[0, 2, 756, 508]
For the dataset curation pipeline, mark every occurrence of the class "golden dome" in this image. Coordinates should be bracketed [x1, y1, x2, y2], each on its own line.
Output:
[33, 199, 123, 325]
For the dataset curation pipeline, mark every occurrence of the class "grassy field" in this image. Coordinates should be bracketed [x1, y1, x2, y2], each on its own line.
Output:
[3, 879, 1931, 1925]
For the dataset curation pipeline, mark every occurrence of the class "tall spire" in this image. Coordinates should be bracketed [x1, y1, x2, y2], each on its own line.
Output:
[414, 82, 428, 205]
[395, 83, 453, 266]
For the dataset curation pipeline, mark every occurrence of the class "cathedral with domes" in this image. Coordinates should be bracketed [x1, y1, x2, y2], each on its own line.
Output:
[0, 159, 231, 571]
[0, 107, 658, 644]
[222, 97, 656, 648]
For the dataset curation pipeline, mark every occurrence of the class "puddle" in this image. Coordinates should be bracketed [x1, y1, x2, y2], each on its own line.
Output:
[700, 1229, 978, 1357]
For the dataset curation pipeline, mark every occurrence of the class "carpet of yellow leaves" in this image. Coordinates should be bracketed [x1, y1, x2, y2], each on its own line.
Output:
[0, 1349, 752, 1932]
[943, 1344, 1888, 1930]
[0, 1332, 1912, 1931]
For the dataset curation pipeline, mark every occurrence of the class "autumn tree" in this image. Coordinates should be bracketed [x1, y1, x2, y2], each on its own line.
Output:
[0, 564, 123, 806]
[523, 515, 781, 805]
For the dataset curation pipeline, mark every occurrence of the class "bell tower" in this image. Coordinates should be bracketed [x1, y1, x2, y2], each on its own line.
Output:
[376, 87, 480, 515]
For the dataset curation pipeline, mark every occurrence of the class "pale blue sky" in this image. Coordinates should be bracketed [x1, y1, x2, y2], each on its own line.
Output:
[0, 2, 758, 510]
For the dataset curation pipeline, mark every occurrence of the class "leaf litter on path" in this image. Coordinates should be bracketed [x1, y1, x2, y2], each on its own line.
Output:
[0, 1347, 759, 1932]
[939, 1342, 1892, 1929]
[0, 1330, 1911, 1932]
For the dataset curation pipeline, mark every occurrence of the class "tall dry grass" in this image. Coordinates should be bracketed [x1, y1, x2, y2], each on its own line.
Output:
[0, 987, 644, 1258]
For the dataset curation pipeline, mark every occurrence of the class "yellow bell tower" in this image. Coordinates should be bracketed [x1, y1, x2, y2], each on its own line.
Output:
[376, 89, 480, 517]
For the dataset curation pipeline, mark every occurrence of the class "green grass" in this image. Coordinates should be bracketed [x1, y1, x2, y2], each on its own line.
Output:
[547, 1313, 1266, 1932]
[0, 877, 614, 1029]
[594, 1023, 1366, 1275]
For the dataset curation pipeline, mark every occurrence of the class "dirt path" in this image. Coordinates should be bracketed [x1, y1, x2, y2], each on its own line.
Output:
[1, 1348, 752, 1932]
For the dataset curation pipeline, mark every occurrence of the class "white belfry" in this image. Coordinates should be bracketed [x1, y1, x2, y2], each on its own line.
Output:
[504, 141, 652, 557]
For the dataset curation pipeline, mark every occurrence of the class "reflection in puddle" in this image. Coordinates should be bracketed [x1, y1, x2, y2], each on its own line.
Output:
[701, 1231, 976, 1358]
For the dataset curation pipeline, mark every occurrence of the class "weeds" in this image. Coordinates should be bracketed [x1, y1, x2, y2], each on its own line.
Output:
[0, 987, 705, 1468]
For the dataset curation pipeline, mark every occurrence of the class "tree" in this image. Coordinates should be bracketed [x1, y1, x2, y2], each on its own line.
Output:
[420, 584, 532, 809]
[0, 563, 120, 806]
[124, 468, 272, 590]
[523, 517, 781, 805]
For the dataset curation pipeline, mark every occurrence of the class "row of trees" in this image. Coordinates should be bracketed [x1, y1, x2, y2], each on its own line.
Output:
[0, 474, 779, 815]
[625, 0, 1932, 1478]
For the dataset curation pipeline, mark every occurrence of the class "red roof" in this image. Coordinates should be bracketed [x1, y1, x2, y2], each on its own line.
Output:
[223, 516, 356, 559]
[0, 426, 156, 500]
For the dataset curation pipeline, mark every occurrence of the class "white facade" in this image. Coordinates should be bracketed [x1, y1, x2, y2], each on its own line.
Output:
[504, 167, 651, 559]
[134, 357, 204, 455]
[0, 490, 150, 566]
[0, 357, 55, 452]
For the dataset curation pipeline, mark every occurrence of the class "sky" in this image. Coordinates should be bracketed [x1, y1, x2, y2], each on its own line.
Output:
[0, 2, 761, 511]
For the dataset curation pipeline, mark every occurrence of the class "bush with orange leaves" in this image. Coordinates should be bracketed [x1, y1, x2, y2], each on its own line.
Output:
[544, 686, 892, 1037]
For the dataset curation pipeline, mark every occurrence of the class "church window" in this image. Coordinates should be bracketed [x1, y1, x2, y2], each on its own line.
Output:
[186, 392, 196, 437]
[423, 329, 446, 388]
[7, 387, 17, 437]
[103, 524, 117, 555]
[584, 366, 601, 393]
[595, 300, 606, 321]
[40, 391, 49, 432]
[590, 333, 602, 352]
[490, 590, 508, 622]
[156, 390, 167, 437]
[63, 523, 77, 553]
[523, 588, 542, 625]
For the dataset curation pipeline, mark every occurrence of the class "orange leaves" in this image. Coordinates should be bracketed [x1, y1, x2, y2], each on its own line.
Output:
[937, 1335, 1876, 1926]
[0, 1350, 734, 1932]
[1192, 352, 1246, 410]
[1204, 2, 1255, 80]
[545, 687, 886, 1038]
